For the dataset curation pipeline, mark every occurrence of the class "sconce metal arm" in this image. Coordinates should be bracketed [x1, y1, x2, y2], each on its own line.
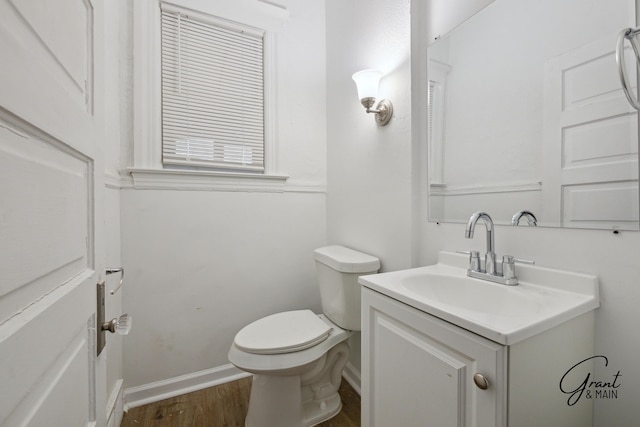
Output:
[360, 97, 393, 126]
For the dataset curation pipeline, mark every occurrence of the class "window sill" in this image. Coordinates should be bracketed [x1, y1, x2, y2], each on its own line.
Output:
[127, 168, 289, 192]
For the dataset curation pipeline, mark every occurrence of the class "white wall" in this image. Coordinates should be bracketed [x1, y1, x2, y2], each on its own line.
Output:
[326, 0, 413, 272]
[326, 0, 413, 372]
[121, 0, 328, 388]
[121, 191, 327, 386]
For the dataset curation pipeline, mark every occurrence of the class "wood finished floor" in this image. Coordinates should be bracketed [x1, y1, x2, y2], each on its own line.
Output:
[121, 376, 360, 427]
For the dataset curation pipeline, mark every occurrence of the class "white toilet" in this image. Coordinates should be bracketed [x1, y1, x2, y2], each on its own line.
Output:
[228, 245, 380, 427]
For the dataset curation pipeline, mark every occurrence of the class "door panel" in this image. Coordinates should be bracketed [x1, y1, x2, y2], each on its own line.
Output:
[0, 273, 94, 426]
[0, 118, 91, 321]
[0, 0, 95, 146]
[0, 0, 104, 425]
[543, 33, 639, 229]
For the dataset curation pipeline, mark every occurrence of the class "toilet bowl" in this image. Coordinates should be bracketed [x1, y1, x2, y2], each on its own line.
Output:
[228, 245, 380, 427]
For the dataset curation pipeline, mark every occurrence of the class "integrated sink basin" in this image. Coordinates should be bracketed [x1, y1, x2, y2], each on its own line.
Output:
[401, 271, 543, 318]
[358, 251, 599, 345]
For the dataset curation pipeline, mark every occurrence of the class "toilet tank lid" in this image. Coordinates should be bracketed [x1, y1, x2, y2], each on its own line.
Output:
[314, 245, 380, 273]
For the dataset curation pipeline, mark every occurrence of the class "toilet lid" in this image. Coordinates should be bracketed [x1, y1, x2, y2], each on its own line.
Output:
[234, 310, 332, 355]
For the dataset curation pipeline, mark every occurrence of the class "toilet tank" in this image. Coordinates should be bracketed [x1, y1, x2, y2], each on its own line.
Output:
[313, 246, 380, 331]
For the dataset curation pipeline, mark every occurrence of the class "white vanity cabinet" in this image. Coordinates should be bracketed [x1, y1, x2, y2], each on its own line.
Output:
[361, 287, 595, 427]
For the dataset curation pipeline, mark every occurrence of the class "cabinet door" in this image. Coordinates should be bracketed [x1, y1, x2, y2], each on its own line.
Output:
[361, 288, 507, 427]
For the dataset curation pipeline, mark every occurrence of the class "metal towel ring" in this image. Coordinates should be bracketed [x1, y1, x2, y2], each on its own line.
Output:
[616, 27, 640, 110]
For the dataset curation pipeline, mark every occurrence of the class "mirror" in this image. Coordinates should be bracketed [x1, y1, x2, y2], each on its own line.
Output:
[427, 0, 640, 230]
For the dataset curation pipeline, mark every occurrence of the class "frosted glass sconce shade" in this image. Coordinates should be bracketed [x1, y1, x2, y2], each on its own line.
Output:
[352, 70, 382, 99]
[351, 69, 393, 126]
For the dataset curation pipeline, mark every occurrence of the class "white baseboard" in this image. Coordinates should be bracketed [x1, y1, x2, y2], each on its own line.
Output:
[123, 362, 361, 412]
[342, 361, 361, 395]
[123, 364, 251, 411]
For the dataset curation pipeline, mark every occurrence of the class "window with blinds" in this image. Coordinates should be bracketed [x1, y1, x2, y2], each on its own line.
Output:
[161, 6, 265, 172]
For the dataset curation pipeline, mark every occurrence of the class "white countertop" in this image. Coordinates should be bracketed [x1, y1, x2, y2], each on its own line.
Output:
[358, 251, 599, 345]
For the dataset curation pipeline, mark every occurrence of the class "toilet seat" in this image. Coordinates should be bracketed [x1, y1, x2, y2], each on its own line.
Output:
[234, 310, 332, 355]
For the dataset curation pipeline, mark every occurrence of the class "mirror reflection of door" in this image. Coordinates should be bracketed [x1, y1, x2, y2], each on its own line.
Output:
[427, 0, 639, 230]
[543, 35, 639, 230]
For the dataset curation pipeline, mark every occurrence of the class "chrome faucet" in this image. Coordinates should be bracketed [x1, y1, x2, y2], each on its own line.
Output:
[512, 210, 537, 226]
[465, 211, 497, 275]
[463, 211, 534, 285]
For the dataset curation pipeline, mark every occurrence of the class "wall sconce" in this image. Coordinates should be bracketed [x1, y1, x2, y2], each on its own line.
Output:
[352, 70, 393, 126]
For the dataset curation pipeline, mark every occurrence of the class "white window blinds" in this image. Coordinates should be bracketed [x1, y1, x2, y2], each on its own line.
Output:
[161, 6, 265, 171]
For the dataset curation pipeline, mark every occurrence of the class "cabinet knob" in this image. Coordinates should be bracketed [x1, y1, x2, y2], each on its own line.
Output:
[473, 373, 489, 390]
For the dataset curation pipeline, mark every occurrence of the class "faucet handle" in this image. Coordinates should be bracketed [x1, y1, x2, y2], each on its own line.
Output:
[457, 250, 481, 272]
[502, 255, 535, 265]
[502, 255, 535, 283]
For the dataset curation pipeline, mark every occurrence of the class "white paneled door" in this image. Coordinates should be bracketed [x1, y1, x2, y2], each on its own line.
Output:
[0, 0, 106, 426]
[543, 33, 639, 229]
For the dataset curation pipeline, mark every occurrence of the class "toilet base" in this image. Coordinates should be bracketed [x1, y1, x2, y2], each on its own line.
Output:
[244, 341, 350, 427]
[245, 375, 304, 427]
[245, 376, 342, 427]
[301, 392, 342, 426]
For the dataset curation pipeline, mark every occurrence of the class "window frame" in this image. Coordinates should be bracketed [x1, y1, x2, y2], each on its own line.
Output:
[130, 0, 289, 191]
